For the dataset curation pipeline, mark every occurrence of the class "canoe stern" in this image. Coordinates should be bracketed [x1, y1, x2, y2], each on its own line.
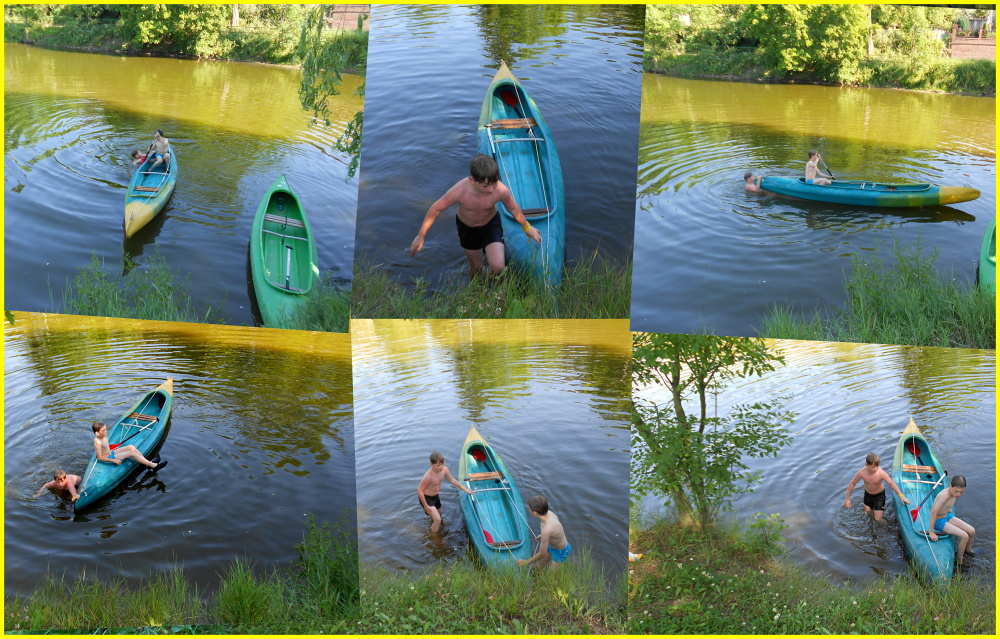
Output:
[938, 186, 980, 205]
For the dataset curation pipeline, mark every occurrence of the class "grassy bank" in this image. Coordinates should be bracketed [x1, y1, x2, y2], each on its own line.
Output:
[5, 520, 359, 634]
[760, 245, 995, 349]
[280, 274, 351, 333]
[629, 518, 995, 634]
[360, 554, 625, 634]
[351, 253, 632, 319]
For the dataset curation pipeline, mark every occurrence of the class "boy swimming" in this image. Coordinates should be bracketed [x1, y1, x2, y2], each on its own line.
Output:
[928, 475, 975, 568]
[843, 452, 908, 521]
[517, 495, 571, 567]
[417, 451, 473, 533]
[744, 172, 763, 193]
[410, 154, 542, 278]
[35, 469, 81, 502]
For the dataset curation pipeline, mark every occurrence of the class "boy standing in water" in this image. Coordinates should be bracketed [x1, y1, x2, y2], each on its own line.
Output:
[35, 469, 81, 502]
[928, 475, 975, 568]
[409, 154, 542, 278]
[518, 495, 572, 568]
[843, 453, 909, 522]
[805, 150, 834, 185]
[418, 451, 473, 533]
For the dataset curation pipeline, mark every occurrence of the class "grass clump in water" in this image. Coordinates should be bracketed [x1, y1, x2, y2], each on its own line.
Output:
[351, 252, 631, 319]
[283, 275, 351, 333]
[761, 244, 995, 349]
[629, 516, 995, 634]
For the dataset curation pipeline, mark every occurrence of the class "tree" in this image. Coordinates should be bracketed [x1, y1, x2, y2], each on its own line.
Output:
[631, 333, 793, 529]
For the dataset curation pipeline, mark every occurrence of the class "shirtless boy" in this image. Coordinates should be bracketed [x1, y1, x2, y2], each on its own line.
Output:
[417, 451, 473, 533]
[744, 172, 763, 193]
[409, 154, 542, 278]
[517, 495, 572, 568]
[35, 469, 82, 502]
[148, 129, 171, 171]
[843, 453, 908, 521]
[928, 475, 975, 568]
[92, 422, 167, 472]
[805, 150, 833, 186]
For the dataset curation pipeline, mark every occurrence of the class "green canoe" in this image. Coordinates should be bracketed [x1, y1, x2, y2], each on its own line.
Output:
[249, 176, 319, 328]
[977, 217, 995, 295]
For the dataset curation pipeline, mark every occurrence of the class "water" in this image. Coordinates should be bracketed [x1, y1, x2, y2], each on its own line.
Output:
[352, 319, 629, 586]
[4, 43, 361, 325]
[631, 75, 996, 337]
[4, 312, 356, 595]
[355, 5, 644, 284]
[636, 339, 995, 584]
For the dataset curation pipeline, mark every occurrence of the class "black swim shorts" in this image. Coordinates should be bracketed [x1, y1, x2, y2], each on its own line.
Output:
[863, 490, 886, 511]
[456, 213, 503, 251]
[422, 494, 442, 510]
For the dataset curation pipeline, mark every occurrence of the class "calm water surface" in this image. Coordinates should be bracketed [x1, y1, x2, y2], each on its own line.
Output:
[637, 339, 995, 584]
[353, 319, 629, 586]
[4, 43, 361, 325]
[632, 76, 996, 337]
[355, 5, 644, 285]
[4, 313, 355, 595]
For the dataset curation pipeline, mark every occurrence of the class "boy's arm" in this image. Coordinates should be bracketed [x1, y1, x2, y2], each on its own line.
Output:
[927, 491, 946, 540]
[881, 470, 909, 503]
[416, 479, 429, 509]
[518, 528, 549, 566]
[843, 471, 862, 506]
[410, 185, 460, 255]
[500, 189, 541, 243]
[95, 440, 119, 464]
[67, 477, 80, 499]
[33, 480, 55, 497]
[445, 467, 473, 495]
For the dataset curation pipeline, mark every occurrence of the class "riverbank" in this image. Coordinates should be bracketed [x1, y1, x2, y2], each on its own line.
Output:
[351, 254, 631, 319]
[629, 518, 995, 634]
[760, 244, 995, 349]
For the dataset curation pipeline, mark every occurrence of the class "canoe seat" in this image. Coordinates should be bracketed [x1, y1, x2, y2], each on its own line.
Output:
[903, 464, 938, 474]
[491, 117, 537, 129]
[489, 539, 522, 548]
[134, 186, 160, 193]
[466, 471, 502, 481]
[128, 412, 158, 422]
[521, 208, 548, 218]
[264, 214, 304, 229]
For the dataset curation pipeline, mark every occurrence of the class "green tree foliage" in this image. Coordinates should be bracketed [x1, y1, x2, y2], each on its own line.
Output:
[631, 333, 793, 529]
[117, 4, 231, 58]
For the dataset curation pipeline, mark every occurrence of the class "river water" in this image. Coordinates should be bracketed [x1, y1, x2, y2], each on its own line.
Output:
[4, 43, 361, 326]
[636, 339, 995, 585]
[631, 75, 996, 338]
[4, 312, 356, 595]
[352, 319, 629, 587]
[355, 4, 644, 285]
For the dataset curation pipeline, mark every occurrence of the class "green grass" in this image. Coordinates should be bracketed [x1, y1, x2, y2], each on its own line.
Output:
[351, 252, 632, 319]
[61, 255, 216, 324]
[359, 551, 625, 634]
[761, 244, 995, 349]
[282, 275, 351, 333]
[629, 518, 995, 634]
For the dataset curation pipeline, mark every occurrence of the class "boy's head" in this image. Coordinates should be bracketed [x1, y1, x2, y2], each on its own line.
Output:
[865, 453, 880, 467]
[470, 154, 499, 186]
[154, 129, 165, 139]
[808, 150, 820, 160]
[527, 495, 549, 516]
[950, 475, 967, 497]
[53, 469, 67, 481]
[743, 172, 754, 182]
[92, 421, 106, 435]
[429, 451, 444, 467]
[131, 150, 143, 159]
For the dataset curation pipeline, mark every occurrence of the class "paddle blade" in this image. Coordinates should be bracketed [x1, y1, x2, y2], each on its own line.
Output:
[109, 443, 121, 450]
[483, 529, 494, 544]
[910, 507, 920, 521]
[906, 440, 921, 456]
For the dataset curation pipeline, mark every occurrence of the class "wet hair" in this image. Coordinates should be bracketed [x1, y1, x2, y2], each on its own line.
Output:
[470, 154, 499, 184]
[430, 451, 444, 465]
[527, 495, 549, 515]
[155, 129, 165, 137]
[53, 469, 66, 480]
[91, 421, 106, 434]
[744, 172, 753, 181]
[865, 453, 880, 466]
[951, 475, 967, 488]
[808, 150, 819, 159]
[131, 150, 142, 159]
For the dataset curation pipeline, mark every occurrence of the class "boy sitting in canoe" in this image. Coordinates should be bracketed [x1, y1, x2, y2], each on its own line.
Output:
[928, 475, 975, 568]
[92, 422, 167, 472]
[418, 451, 473, 533]
[843, 453, 909, 522]
[744, 172, 763, 193]
[409, 154, 542, 278]
[518, 495, 572, 568]
[147, 130, 171, 172]
[805, 151, 834, 186]
[34, 469, 81, 502]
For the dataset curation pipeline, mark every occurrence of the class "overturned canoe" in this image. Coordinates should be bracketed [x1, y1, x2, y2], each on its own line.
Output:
[124, 144, 177, 238]
[477, 61, 565, 284]
[458, 426, 533, 567]
[760, 176, 979, 208]
[76, 378, 174, 512]
[978, 217, 995, 295]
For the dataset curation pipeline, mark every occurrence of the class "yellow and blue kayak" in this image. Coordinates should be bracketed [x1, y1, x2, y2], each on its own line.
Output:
[760, 176, 979, 208]
[124, 144, 177, 237]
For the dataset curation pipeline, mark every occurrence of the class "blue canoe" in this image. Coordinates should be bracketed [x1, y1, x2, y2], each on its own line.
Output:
[891, 418, 955, 582]
[760, 176, 979, 208]
[124, 144, 178, 238]
[477, 61, 566, 284]
[75, 378, 174, 512]
[458, 426, 533, 567]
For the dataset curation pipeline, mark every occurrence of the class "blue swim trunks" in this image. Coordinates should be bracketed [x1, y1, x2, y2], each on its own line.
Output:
[549, 543, 572, 563]
[108, 449, 117, 460]
[934, 511, 955, 533]
[805, 178, 815, 184]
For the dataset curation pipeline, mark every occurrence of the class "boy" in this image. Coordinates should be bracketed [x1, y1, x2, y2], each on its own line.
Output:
[130, 149, 148, 170]
[35, 469, 81, 502]
[843, 453, 908, 522]
[418, 451, 473, 533]
[409, 154, 542, 278]
[92, 422, 167, 472]
[744, 172, 763, 193]
[148, 129, 171, 171]
[805, 150, 833, 185]
[517, 495, 571, 568]
[928, 475, 975, 568]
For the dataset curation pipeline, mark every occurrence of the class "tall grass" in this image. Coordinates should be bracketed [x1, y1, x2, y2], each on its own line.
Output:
[761, 244, 995, 348]
[282, 275, 351, 333]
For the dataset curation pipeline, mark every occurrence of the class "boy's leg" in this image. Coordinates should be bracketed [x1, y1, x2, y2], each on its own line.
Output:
[872, 507, 884, 522]
[484, 242, 505, 275]
[118, 445, 157, 468]
[464, 249, 485, 279]
[942, 522, 970, 563]
[950, 517, 976, 551]
[429, 506, 443, 533]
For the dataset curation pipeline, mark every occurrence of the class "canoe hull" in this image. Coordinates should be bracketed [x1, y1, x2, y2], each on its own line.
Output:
[124, 145, 177, 238]
[458, 427, 533, 567]
[75, 378, 174, 512]
[978, 218, 996, 295]
[760, 176, 979, 208]
[477, 61, 565, 284]
[891, 418, 956, 582]
[249, 175, 319, 328]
